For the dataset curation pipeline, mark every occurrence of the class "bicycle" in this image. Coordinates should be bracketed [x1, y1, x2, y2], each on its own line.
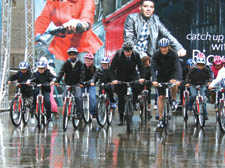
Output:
[62, 85, 81, 131]
[190, 85, 207, 128]
[82, 82, 91, 124]
[157, 82, 176, 129]
[117, 80, 138, 133]
[182, 86, 190, 121]
[96, 83, 114, 127]
[218, 86, 225, 132]
[9, 83, 32, 127]
[35, 83, 52, 129]
[138, 80, 151, 121]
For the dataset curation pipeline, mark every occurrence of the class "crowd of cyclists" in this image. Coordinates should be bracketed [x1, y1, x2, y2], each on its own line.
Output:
[8, 37, 225, 131]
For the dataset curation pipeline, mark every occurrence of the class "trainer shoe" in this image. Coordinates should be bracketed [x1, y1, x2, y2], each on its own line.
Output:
[153, 105, 157, 110]
[157, 120, 164, 129]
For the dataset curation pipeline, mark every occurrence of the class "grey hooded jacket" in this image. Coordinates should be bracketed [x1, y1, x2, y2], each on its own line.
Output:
[124, 13, 183, 57]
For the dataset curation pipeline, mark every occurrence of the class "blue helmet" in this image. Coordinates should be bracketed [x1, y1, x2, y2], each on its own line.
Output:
[186, 59, 193, 66]
[37, 60, 47, 68]
[19, 61, 29, 70]
[158, 38, 170, 47]
[101, 57, 110, 63]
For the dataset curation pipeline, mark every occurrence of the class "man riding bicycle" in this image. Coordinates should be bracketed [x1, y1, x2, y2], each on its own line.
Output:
[151, 38, 182, 128]
[110, 41, 145, 126]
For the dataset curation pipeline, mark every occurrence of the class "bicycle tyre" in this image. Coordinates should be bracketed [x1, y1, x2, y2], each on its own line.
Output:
[198, 102, 205, 128]
[97, 100, 107, 127]
[107, 103, 113, 125]
[164, 100, 171, 126]
[22, 99, 30, 125]
[183, 95, 189, 120]
[72, 104, 80, 129]
[192, 102, 199, 126]
[37, 99, 42, 129]
[63, 101, 69, 131]
[83, 97, 90, 124]
[218, 103, 225, 133]
[10, 97, 22, 127]
[139, 98, 144, 118]
[42, 115, 47, 127]
[143, 96, 148, 121]
[126, 98, 133, 133]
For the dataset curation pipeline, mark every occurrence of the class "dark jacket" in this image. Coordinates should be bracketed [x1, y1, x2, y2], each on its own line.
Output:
[30, 69, 55, 92]
[84, 65, 96, 82]
[144, 66, 151, 80]
[124, 13, 183, 57]
[92, 68, 112, 84]
[185, 67, 212, 85]
[8, 70, 33, 97]
[151, 49, 181, 82]
[110, 49, 145, 82]
[57, 59, 85, 85]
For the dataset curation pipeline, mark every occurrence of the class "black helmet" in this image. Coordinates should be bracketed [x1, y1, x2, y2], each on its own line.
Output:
[122, 41, 134, 51]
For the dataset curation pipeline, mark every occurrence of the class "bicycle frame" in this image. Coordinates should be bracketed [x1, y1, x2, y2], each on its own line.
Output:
[183, 86, 189, 106]
[63, 85, 75, 117]
[195, 85, 204, 113]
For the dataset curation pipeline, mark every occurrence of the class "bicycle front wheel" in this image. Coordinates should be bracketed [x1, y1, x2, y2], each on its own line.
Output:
[36, 99, 42, 129]
[72, 105, 80, 129]
[107, 102, 113, 125]
[126, 98, 133, 133]
[182, 96, 189, 120]
[83, 97, 90, 124]
[198, 102, 205, 128]
[10, 97, 22, 126]
[63, 101, 69, 131]
[192, 102, 198, 126]
[22, 103, 30, 126]
[97, 100, 107, 127]
[218, 103, 225, 133]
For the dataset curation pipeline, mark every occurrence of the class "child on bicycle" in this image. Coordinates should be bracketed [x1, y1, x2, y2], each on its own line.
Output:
[8, 61, 33, 105]
[83, 53, 97, 117]
[211, 55, 223, 79]
[29, 60, 56, 122]
[91, 57, 117, 109]
[185, 53, 212, 120]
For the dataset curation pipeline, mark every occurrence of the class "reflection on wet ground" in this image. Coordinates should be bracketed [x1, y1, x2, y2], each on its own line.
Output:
[0, 112, 224, 167]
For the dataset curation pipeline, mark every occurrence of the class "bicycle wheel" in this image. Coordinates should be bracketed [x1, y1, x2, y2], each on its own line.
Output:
[97, 100, 107, 127]
[139, 97, 144, 118]
[22, 99, 30, 125]
[164, 100, 171, 126]
[107, 103, 113, 125]
[218, 103, 225, 133]
[63, 101, 69, 131]
[143, 96, 148, 121]
[198, 102, 205, 128]
[192, 103, 198, 126]
[83, 97, 90, 124]
[182, 95, 189, 120]
[42, 114, 47, 127]
[37, 99, 42, 129]
[72, 104, 80, 129]
[10, 97, 22, 126]
[126, 98, 133, 133]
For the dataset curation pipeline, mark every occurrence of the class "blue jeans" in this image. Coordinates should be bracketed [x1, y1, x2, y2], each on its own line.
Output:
[82, 86, 97, 115]
[188, 86, 207, 115]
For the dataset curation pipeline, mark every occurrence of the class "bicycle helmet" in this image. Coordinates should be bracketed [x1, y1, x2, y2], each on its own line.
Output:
[84, 53, 94, 60]
[186, 58, 193, 66]
[158, 38, 170, 47]
[122, 41, 134, 51]
[67, 47, 78, 54]
[222, 58, 225, 64]
[101, 57, 110, 64]
[196, 53, 206, 64]
[19, 61, 29, 70]
[213, 55, 222, 65]
[39, 56, 48, 64]
[37, 60, 47, 68]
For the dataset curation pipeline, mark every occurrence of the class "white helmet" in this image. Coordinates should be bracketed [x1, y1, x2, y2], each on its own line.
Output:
[196, 53, 206, 64]
[19, 61, 29, 70]
[37, 60, 47, 68]
[101, 57, 110, 63]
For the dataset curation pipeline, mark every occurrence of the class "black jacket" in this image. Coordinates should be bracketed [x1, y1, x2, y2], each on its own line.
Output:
[92, 68, 112, 84]
[185, 67, 212, 85]
[8, 70, 33, 96]
[57, 59, 84, 85]
[151, 49, 181, 82]
[84, 65, 96, 82]
[31, 69, 55, 92]
[110, 49, 145, 82]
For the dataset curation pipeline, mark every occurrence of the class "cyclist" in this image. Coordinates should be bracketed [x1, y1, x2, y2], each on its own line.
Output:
[28, 60, 56, 122]
[185, 53, 212, 120]
[151, 38, 182, 128]
[8, 61, 33, 115]
[110, 41, 145, 126]
[211, 55, 223, 79]
[82, 53, 97, 117]
[91, 57, 116, 109]
[55, 47, 85, 119]
[141, 56, 152, 117]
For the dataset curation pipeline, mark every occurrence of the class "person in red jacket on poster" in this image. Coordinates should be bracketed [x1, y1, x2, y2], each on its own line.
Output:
[35, 0, 103, 61]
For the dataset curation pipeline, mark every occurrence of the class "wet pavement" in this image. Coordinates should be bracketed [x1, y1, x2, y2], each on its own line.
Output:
[0, 109, 224, 168]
